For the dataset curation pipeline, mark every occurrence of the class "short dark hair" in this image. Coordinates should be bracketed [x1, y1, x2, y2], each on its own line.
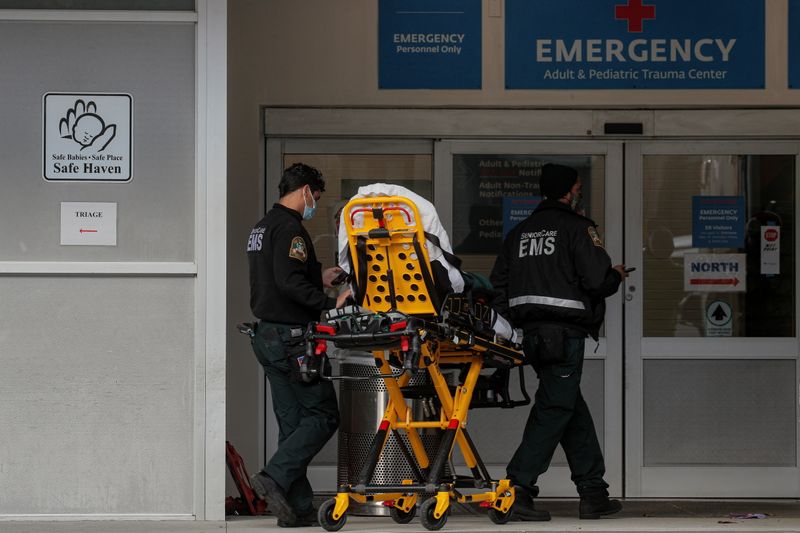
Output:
[278, 163, 326, 197]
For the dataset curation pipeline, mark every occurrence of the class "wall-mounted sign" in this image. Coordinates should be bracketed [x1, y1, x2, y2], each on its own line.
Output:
[705, 300, 733, 337]
[60, 202, 117, 246]
[503, 196, 541, 237]
[506, 0, 765, 89]
[684, 253, 746, 292]
[44, 93, 132, 182]
[760, 225, 780, 275]
[790, 0, 800, 88]
[379, 0, 481, 89]
[692, 196, 744, 248]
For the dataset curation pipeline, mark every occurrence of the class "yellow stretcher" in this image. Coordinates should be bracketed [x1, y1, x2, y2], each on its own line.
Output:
[304, 196, 530, 531]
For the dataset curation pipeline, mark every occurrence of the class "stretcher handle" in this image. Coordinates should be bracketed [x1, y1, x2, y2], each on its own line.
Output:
[349, 205, 412, 226]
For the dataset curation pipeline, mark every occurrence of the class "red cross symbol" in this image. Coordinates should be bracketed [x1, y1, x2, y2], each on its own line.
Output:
[615, 0, 656, 33]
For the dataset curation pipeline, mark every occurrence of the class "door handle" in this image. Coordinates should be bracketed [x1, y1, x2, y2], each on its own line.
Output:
[625, 284, 635, 301]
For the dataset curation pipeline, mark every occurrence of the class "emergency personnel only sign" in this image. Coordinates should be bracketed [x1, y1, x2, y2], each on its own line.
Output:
[379, 0, 481, 89]
[43, 93, 132, 182]
[505, 0, 765, 89]
[684, 253, 746, 292]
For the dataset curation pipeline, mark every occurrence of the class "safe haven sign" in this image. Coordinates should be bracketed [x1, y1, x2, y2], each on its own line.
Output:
[43, 93, 132, 182]
[505, 0, 765, 89]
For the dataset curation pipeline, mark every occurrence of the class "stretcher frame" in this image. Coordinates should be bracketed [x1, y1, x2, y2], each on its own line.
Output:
[306, 196, 529, 531]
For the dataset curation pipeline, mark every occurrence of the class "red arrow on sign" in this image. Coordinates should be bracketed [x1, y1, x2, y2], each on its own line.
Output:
[690, 278, 740, 286]
[80, 229, 98, 234]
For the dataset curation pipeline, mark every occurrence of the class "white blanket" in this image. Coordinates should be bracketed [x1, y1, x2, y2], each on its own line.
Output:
[337, 183, 464, 293]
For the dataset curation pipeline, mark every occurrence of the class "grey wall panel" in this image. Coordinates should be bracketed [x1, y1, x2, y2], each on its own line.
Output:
[644, 359, 796, 466]
[0, 277, 194, 514]
[455, 359, 605, 467]
[0, 1, 194, 8]
[0, 22, 195, 262]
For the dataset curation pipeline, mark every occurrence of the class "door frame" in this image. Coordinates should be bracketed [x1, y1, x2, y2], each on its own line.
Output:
[436, 139, 625, 496]
[624, 140, 800, 497]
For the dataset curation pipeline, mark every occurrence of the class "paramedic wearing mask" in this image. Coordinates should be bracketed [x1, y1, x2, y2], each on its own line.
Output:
[490, 164, 627, 521]
[246, 163, 350, 527]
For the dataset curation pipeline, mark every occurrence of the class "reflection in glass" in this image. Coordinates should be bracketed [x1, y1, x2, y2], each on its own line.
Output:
[452, 154, 605, 277]
[642, 155, 795, 337]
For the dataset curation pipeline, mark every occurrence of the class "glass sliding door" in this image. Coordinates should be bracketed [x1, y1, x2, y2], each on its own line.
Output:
[625, 142, 800, 497]
[436, 141, 624, 497]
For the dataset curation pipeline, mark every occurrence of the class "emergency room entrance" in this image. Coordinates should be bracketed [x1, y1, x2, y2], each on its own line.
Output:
[624, 141, 799, 497]
[263, 109, 800, 499]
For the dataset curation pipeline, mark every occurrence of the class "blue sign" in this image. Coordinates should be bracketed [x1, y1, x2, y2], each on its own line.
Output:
[506, 0, 765, 89]
[503, 196, 541, 237]
[790, 0, 800, 88]
[379, 0, 481, 89]
[692, 196, 745, 248]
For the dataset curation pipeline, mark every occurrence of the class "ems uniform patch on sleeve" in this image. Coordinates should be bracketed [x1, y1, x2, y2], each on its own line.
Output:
[588, 227, 604, 247]
[289, 236, 307, 262]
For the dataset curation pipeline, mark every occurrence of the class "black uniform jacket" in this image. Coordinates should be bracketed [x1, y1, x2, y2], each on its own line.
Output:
[247, 203, 336, 325]
[490, 199, 621, 339]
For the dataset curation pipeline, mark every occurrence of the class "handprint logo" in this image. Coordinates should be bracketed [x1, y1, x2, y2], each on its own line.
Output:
[59, 99, 116, 153]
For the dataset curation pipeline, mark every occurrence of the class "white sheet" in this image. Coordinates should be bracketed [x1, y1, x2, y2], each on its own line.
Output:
[337, 183, 464, 293]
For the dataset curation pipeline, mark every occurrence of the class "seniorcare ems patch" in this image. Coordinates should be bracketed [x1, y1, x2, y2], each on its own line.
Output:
[289, 236, 307, 262]
[505, 0, 764, 89]
[588, 227, 604, 248]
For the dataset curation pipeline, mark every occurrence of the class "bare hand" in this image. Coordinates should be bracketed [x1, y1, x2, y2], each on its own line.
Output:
[613, 264, 629, 279]
[322, 267, 344, 289]
[336, 289, 352, 308]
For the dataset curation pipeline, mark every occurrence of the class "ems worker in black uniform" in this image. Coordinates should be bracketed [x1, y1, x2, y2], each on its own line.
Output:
[247, 163, 350, 528]
[490, 163, 628, 521]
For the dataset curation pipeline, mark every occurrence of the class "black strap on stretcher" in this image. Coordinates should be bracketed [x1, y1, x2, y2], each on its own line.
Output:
[349, 228, 451, 313]
[412, 233, 442, 313]
[424, 231, 462, 270]
[352, 235, 368, 306]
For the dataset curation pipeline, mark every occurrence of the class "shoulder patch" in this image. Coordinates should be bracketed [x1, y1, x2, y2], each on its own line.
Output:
[588, 226, 604, 248]
[289, 236, 307, 262]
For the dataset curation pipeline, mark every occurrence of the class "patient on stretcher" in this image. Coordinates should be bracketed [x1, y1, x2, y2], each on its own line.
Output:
[336, 183, 519, 345]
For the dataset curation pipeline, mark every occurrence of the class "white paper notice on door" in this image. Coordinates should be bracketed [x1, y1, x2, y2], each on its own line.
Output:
[60, 202, 117, 246]
[760, 225, 780, 275]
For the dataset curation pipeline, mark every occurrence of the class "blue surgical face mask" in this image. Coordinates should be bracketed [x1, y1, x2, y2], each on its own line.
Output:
[302, 187, 317, 220]
[570, 191, 582, 211]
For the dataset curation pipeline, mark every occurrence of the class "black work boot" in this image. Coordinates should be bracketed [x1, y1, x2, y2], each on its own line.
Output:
[579, 490, 622, 519]
[250, 472, 297, 524]
[511, 485, 551, 521]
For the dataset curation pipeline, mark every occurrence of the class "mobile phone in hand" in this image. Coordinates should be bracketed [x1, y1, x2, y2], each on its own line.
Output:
[332, 270, 351, 285]
[624, 267, 636, 273]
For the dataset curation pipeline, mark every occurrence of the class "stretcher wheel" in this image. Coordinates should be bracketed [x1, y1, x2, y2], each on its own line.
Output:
[420, 497, 449, 531]
[389, 504, 417, 524]
[318, 498, 346, 532]
[488, 507, 514, 524]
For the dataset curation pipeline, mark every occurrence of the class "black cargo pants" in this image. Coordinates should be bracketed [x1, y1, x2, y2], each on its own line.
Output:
[506, 328, 608, 496]
[251, 321, 339, 514]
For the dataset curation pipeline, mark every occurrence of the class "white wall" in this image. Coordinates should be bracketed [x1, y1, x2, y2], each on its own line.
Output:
[0, 4, 227, 520]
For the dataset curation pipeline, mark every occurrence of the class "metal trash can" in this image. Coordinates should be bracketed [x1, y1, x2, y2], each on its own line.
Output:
[336, 352, 448, 516]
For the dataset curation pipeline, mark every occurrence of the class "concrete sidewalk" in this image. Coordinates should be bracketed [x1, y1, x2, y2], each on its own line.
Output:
[4, 501, 799, 533]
